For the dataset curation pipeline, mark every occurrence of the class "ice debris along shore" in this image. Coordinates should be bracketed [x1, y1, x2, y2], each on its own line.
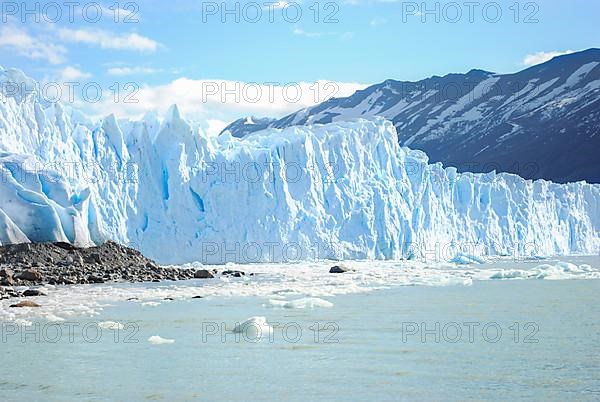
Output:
[2, 257, 599, 324]
[0, 67, 599, 264]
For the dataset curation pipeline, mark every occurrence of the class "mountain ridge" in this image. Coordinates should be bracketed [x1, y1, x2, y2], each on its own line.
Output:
[222, 48, 600, 183]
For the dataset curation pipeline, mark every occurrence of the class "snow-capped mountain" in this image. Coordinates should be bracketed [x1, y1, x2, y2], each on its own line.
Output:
[222, 49, 600, 183]
[225, 116, 277, 138]
[0, 66, 599, 264]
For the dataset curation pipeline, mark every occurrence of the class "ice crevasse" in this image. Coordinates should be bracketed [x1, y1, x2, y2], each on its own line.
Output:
[0, 67, 599, 264]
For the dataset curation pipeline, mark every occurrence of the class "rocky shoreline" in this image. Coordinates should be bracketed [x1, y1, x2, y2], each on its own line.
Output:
[0, 241, 246, 301]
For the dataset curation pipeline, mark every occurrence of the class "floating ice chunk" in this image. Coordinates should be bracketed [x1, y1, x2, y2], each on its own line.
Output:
[488, 261, 600, 280]
[44, 313, 65, 322]
[489, 270, 531, 280]
[554, 262, 579, 272]
[148, 335, 175, 345]
[141, 301, 161, 307]
[451, 253, 486, 265]
[14, 318, 33, 327]
[524, 255, 547, 261]
[266, 297, 334, 309]
[532, 263, 586, 279]
[98, 321, 125, 330]
[232, 316, 273, 340]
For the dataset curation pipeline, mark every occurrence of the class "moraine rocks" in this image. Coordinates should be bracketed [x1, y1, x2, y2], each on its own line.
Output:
[0, 241, 254, 300]
[0, 241, 195, 288]
[0, 241, 237, 299]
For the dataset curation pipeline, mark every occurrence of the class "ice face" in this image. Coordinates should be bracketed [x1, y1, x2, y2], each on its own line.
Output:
[0, 69, 599, 264]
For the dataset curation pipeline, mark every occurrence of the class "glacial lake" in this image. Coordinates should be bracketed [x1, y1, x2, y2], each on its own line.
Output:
[0, 257, 599, 401]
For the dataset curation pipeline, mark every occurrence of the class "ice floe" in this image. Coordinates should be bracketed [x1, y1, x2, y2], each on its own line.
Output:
[148, 335, 175, 345]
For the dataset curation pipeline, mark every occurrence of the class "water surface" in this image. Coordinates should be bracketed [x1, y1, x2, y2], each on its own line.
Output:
[1, 257, 599, 401]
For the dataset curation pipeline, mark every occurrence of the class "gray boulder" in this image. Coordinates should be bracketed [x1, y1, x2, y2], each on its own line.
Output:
[329, 265, 351, 273]
[16, 269, 43, 282]
[194, 269, 214, 279]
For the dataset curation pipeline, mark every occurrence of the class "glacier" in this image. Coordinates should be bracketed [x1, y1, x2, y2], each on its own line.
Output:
[0, 66, 599, 264]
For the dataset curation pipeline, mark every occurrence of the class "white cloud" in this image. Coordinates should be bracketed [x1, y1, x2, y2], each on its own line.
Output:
[77, 78, 367, 124]
[58, 28, 160, 52]
[107, 67, 161, 76]
[0, 20, 160, 67]
[0, 25, 67, 65]
[59, 66, 92, 81]
[370, 18, 387, 26]
[205, 119, 229, 136]
[38, 4, 139, 23]
[263, 1, 290, 9]
[523, 50, 575, 66]
[293, 27, 322, 38]
[293, 27, 354, 40]
[100, 5, 139, 22]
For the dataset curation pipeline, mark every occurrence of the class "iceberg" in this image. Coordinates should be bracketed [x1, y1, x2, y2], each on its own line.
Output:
[98, 321, 125, 330]
[232, 316, 273, 340]
[266, 297, 334, 309]
[0, 67, 599, 264]
[148, 335, 175, 345]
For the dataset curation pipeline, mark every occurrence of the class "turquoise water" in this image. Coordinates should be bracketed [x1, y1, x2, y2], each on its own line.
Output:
[1, 277, 599, 401]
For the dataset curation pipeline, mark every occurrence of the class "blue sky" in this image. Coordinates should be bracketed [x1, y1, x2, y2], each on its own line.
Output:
[1, 0, 598, 132]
